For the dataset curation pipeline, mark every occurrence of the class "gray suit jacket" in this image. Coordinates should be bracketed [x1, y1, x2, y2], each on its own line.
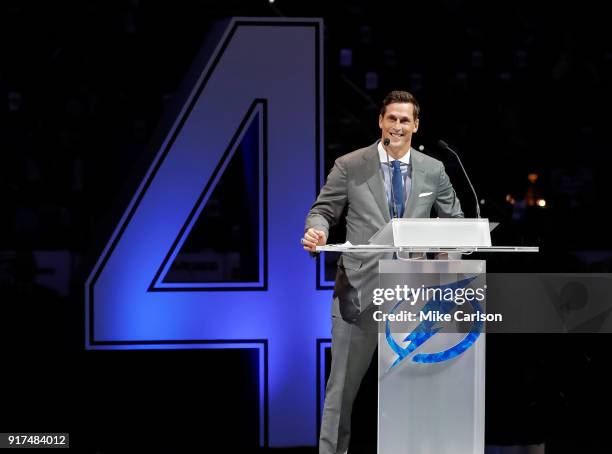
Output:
[305, 141, 463, 322]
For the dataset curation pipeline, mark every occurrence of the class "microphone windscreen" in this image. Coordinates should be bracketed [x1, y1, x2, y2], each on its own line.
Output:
[383, 138, 390, 146]
[437, 139, 449, 149]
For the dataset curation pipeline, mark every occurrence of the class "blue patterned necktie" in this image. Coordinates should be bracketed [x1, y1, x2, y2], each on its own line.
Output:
[391, 160, 404, 217]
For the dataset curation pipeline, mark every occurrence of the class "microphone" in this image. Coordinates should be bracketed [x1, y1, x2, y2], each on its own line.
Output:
[437, 140, 481, 218]
[382, 138, 398, 218]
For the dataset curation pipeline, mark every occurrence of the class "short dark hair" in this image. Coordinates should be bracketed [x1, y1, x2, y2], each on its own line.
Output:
[380, 90, 420, 120]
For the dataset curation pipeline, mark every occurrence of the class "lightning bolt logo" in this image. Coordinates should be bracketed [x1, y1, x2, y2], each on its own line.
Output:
[385, 275, 484, 370]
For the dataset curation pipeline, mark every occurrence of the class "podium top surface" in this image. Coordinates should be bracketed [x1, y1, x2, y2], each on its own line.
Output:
[369, 218, 493, 247]
[316, 244, 538, 253]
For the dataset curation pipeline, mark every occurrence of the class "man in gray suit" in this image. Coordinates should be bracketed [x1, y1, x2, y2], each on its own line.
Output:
[302, 91, 464, 454]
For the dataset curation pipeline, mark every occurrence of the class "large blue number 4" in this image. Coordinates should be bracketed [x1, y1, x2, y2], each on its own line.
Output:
[85, 18, 331, 447]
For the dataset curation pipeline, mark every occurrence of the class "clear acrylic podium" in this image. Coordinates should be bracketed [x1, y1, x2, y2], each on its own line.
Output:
[317, 218, 538, 454]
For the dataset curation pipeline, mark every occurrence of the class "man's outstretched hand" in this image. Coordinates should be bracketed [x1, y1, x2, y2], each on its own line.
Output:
[302, 228, 327, 253]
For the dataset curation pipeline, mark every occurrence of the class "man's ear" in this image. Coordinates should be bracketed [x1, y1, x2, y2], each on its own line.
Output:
[378, 114, 384, 130]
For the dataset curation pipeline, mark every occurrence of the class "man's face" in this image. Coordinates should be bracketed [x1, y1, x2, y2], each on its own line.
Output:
[378, 102, 419, 148]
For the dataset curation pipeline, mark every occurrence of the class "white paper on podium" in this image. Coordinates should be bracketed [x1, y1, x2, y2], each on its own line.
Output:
[332, 241, 387, 248]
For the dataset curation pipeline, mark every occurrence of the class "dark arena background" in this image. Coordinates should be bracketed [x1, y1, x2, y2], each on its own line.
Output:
[2, 1, 612, 453]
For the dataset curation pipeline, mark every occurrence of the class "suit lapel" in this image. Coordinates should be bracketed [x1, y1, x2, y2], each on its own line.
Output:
[404, 149, 425, 217]
[363, 143, 391, 222]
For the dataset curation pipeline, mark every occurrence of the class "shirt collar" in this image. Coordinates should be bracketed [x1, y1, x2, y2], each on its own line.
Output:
[377, 140, 411, 166]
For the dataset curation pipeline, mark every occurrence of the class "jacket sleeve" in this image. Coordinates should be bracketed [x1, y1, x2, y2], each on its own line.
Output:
[304, 157, 348, 239]
[434, 162, 464, 218]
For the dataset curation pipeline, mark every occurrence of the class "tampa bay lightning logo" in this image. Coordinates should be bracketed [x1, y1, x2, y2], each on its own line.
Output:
[386, 276, 484, 369]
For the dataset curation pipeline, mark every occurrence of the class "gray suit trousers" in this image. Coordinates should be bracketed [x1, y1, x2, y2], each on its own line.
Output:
[319, 298, 378, 454]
